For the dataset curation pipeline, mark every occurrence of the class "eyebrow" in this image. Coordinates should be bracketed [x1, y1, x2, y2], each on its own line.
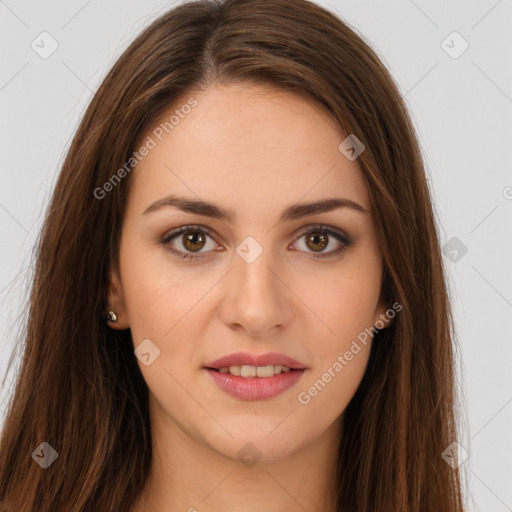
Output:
[142, 194, 369, 222]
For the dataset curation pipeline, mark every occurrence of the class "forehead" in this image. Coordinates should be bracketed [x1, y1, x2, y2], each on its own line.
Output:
[127, 83, 370, 219]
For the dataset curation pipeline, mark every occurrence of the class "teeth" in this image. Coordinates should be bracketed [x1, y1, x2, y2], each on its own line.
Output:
[217, 364, 292, 377]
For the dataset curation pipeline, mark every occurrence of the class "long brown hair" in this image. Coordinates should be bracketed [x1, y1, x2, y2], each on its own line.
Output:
[0, 0, 466, 510]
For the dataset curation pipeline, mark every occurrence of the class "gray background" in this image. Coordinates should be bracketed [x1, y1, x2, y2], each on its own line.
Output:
[1, 1, 511, 510]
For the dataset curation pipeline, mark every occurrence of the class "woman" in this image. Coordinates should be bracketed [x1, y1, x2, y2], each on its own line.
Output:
[0, 0, 466, 510]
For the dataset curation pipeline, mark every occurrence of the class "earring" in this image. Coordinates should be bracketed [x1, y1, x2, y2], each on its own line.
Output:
[106, 310, 117, 322]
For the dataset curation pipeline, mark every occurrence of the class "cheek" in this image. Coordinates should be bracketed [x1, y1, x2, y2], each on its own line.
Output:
[118, 239, 221, 394]
[296, 272, 378, 421]
[329, 284, 379, 348]
[296, 342, 371, 431]
[295, 256, 380, 410]
[303, 261, 382, 351]
[118, 237, 189, 342]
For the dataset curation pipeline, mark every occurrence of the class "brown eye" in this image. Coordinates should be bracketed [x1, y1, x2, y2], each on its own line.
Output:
[293, 225, 351, 260]
[162, 224, 351, 262]
[305, 231, 329, 252]
[182, 230, 207, 252]
[161, 225, 217, 261]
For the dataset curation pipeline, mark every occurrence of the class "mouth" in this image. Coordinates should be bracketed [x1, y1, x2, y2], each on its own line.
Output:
[204, 365, 306, 401]
[203, 351, 307, 400]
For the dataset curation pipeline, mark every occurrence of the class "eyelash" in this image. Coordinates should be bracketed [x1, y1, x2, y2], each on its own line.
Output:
[160, 224, 352, 262]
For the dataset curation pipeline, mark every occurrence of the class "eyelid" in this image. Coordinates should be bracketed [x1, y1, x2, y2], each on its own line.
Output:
[293, 223, 350, 243]
[161, 224, 218, 244]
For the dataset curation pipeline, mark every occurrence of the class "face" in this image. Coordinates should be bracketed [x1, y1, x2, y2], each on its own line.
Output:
[108, 83, 390, 462]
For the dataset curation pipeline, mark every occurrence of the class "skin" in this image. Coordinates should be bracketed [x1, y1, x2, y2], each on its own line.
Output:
[108, 83, 392, 512]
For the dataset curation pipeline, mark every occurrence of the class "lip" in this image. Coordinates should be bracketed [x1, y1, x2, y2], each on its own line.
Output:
[203, 351, 307, 401]
[204, 351, 307, 370]
[205, 368, 306, 401]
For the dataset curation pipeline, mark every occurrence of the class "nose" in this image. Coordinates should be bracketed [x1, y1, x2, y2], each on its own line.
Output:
[218, 245, 294, 338]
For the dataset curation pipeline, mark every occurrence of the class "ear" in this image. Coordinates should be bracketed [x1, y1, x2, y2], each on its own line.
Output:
[372, 299, 395, 331]
[106, 267, 130, 329]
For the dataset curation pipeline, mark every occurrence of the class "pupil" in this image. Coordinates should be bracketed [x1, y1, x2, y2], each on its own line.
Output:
[308, 232, 327, 252]
[184, 231, 205, 251]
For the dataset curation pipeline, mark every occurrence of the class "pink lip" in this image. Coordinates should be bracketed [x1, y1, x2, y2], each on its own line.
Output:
[205, 368, 306, 401]
[203, 351, 307, 401]
[204, 351, 306, 370]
